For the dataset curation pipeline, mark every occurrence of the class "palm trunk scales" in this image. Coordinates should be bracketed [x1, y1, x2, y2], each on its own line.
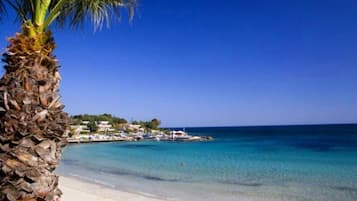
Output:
[0, 32, 70, 201]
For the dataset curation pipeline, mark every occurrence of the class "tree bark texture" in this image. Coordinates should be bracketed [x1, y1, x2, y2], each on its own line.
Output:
[0, 32, 70, 201]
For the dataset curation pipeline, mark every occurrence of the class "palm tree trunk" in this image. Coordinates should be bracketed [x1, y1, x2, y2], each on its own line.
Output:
[0, 32, 70, 201]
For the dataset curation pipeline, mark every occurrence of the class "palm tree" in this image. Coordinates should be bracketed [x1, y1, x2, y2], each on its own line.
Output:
[0, 1, 136, 200]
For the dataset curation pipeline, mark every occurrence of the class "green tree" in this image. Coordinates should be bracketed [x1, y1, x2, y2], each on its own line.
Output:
[114, 117, 128, 124]
[87, 121, 98, 133]
[72, 118, 82, 125]
[0, 1, 136, 200]
[150, 118, 161, 129]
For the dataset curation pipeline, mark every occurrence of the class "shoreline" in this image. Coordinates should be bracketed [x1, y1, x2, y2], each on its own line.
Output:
[59, 175, 171, 201]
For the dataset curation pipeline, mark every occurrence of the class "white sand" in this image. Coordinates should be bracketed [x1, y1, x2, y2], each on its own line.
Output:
[59, 176, 167, 201]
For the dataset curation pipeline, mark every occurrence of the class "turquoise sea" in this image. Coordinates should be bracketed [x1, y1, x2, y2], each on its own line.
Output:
[58, 124, 357, 201]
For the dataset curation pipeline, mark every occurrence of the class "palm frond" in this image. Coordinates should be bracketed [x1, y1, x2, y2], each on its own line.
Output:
[0, 0, 37, 22]
[1, 0, 137, 30]
[49, 0, 137, 30]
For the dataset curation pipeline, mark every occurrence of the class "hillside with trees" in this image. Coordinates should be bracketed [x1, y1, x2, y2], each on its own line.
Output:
[71, 114, 162, 133]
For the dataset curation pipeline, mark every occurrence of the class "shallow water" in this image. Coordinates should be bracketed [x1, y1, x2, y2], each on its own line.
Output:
[58, 124, 357, 201]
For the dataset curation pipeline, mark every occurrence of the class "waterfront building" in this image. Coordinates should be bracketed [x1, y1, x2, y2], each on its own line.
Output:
[96, 121, 116, 133]
[70, 121, 90, 134]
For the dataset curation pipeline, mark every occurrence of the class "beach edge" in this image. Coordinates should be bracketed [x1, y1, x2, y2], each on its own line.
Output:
[59, 175, 169, 201]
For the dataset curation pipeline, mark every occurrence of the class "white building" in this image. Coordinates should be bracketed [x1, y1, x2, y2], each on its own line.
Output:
[126, 124, 145, 132]
[151, 129, 163, 134]
[97, 121, 116, 133]
[70, 121, 90, 135]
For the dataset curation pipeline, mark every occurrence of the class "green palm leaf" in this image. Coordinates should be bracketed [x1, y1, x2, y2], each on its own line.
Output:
[52, 0, 136, 29]
[0, 0, 136, 31]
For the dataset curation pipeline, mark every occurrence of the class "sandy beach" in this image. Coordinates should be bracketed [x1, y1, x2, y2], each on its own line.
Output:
[59, 176, 167, 201]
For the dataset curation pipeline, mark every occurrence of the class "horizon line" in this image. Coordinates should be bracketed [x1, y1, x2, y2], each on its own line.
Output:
[163, 122, 357, 128]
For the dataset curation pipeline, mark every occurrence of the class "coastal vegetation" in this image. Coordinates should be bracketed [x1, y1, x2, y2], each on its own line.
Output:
[71, 114, 163, 133]
[72, 114, 127, 132]
[72, 114, 128, 125]
[0, 1, 136, 201]
[132, 118, 161, 130]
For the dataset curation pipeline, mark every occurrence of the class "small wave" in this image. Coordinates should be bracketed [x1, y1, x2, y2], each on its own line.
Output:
[102, 168, 179, 182]
[65, 163, 180, 183]
[142, 175, 178, 182]
[332, 186, 357, 192]
[67, 173, 116, 188]
[220, 180, 263, 187]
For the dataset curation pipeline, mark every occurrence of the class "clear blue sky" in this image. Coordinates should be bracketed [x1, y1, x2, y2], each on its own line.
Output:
[1, 0, 357, 127]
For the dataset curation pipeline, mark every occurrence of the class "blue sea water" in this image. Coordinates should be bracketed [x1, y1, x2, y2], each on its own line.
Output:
[57, 124, 357, 201]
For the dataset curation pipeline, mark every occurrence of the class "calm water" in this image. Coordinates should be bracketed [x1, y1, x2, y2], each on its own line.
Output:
[58, 124, 357, 201]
